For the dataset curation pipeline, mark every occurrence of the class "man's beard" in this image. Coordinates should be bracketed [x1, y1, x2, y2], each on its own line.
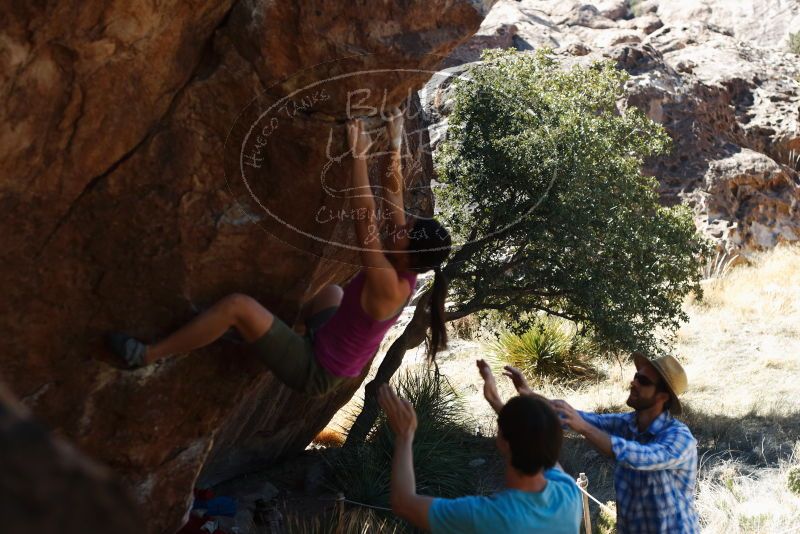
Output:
[626, 391, 658, 411]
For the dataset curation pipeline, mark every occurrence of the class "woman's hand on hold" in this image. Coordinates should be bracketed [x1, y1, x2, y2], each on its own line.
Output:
[386, 107, 404, 150]
[347, 119, 361, 156]
[356, 121, 373, 159]
[347, 119, 372, 159]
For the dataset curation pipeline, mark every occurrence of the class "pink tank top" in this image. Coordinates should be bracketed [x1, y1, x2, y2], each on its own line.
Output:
[314, 270, 418, 377]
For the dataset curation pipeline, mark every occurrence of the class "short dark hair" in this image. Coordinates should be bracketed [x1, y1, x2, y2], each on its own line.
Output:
[498, 396, 562, 475]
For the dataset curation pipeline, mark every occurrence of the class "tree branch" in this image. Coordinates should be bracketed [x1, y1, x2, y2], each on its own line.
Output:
[344, 290, 432, 446]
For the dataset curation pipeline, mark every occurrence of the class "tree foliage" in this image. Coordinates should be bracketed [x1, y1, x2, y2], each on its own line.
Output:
[435, 49, 709, 355]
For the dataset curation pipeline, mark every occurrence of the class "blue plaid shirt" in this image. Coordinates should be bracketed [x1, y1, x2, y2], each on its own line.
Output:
[579, 410, 699, 534]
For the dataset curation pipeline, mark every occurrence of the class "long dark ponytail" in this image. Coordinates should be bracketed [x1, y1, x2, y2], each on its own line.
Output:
[407, 218, 452, 361]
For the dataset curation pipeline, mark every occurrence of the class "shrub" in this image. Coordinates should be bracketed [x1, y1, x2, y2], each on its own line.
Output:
[597, 500, 618, 534]
[789, 32, 800, 54]
[327, 368, 488, 511]
[491, 316, 600, 384]
[628, 0, 647, 17]
[788, 465, 800, 495]
[448, 314, 482, 340]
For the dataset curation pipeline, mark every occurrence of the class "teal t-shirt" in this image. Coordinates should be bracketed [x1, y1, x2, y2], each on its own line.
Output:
[428, 468, 582, 534]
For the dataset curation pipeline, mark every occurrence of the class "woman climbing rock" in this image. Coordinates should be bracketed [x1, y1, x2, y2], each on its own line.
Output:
[107, 110, 451, 396]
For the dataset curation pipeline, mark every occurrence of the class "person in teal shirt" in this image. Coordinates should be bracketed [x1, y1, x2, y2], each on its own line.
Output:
[376, 360, 582, 533]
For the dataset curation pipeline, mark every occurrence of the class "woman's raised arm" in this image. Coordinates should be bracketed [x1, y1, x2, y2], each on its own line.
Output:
[346, 120, 407, 312]
[381, 108, 410, 253]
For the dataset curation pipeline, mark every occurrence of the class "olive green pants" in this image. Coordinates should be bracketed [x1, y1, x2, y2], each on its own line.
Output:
[251, 307, 344, 396]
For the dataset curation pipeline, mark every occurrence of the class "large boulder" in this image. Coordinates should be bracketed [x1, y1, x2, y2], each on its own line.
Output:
[654, 0, 800, 49]
[0, 382, 140, 534]
[629, 24, 800, 253]
[0, 1, 490, 532]
[684, 148, 800, 251]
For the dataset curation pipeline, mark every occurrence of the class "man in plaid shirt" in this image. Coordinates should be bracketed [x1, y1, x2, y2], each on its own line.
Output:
[508, 352, 700, 533]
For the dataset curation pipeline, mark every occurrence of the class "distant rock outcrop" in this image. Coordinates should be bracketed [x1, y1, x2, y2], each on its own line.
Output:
[0, 1, 489, 532]
[445, 0, 800, 254]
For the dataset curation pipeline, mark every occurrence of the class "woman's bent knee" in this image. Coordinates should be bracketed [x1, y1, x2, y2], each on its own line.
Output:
[316, 285, 344, 310]
[221, 293, 256, 313]
[229, 295, 273, 341]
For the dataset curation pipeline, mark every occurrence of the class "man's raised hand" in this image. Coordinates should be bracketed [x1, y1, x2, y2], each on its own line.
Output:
[503, 365, 534, 396]
[550, 399, 586, 433]
[477, 359, 504, 414]
[377, 383, 418, 440]
[477, 358, 495, 384]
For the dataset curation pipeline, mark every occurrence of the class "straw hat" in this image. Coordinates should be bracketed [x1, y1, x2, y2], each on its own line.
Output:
[632, 352, 688, 415]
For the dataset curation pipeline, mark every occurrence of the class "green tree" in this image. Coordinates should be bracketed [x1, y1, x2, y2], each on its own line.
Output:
[346, 49, 708, 444]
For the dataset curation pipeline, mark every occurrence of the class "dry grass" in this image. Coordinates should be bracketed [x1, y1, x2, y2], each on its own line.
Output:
[679, 245, 800, 414]
[692, 244, 800, 336]
[282, 505, 406, 534]
[682, 245, 800, 532]
[696, 454, 800, 534]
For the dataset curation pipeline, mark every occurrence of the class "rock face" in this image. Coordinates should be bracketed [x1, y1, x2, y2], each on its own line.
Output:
[654, 0, 800, 49]
[445, 0, 800, 255]
[0, 382, 140, 534]
[0, 1, 489, 532]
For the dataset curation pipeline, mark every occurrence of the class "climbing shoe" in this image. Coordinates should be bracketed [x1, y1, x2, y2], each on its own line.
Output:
[105, 332, 147, 369]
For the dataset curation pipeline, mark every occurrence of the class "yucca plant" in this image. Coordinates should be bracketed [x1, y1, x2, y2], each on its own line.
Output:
[788, 465, 800, 495]
[326, 368, 489, 516]
[491, 316, 599, 384]
[701, 249, 742, 280]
